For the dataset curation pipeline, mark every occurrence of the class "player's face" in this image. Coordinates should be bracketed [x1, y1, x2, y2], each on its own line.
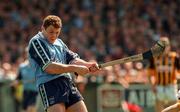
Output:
[43, 25, 61, 43]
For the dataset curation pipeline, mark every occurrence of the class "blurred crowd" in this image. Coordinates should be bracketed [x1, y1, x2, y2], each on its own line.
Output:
[0, 0, 179, 85]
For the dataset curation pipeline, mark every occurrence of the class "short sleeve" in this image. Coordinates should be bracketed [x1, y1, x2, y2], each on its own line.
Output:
[65, 49, 79, 64]
[59, 39, 80, 64]
[28, 39, 51, 70]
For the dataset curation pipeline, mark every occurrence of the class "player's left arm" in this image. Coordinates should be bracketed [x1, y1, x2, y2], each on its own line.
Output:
[61, 39, 99, 72]
[65, 49, 99, 72]
[71, 58, 99, 72]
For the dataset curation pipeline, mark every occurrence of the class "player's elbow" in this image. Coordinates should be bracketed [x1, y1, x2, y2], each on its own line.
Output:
[43, 63, 69, 74]
[44, 67, 54, 74]
[44, 63, 58, 74]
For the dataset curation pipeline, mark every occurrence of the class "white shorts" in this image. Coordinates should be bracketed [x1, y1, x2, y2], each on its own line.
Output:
[156, 84, 177, 102]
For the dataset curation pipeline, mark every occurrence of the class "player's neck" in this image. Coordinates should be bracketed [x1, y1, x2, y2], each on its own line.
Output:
[41, 31, 47, 38]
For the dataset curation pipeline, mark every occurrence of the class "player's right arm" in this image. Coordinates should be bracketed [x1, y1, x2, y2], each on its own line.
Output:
[28, 39, 89, 76]
[45, 62, 89, 76]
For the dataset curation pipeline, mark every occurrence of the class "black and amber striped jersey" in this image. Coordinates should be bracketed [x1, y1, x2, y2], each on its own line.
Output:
[148, 52, 180, 85]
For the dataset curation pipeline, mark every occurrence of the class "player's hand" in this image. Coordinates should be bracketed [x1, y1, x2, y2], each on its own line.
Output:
[88, 62, 100, 72]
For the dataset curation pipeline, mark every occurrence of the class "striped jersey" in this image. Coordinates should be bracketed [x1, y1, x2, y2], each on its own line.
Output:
[148, 52, 180, 85]
[28, 32, 79, 87]
[17, 61, 37, 91]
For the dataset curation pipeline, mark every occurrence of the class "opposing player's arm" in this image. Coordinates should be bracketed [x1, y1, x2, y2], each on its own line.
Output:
[161, 103, 180, 112]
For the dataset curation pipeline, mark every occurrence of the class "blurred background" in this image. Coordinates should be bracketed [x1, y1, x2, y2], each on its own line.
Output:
[0, 0, 179, 112]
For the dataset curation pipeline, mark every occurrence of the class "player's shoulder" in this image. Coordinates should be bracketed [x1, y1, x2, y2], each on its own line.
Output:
[29, 32, 45, 43]
[169, 51, 178, 57]
[28, 32, 49, 50]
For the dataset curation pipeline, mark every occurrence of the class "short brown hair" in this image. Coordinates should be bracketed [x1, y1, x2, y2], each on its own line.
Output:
[42, 15, 62, 29]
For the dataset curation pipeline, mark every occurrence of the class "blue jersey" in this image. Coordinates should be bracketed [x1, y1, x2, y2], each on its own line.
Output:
[28, 32, 79, 87]
[17, 61, 37, 91]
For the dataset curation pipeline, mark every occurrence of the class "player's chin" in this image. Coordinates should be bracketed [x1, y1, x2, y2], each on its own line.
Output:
[49, 39, 56, 43]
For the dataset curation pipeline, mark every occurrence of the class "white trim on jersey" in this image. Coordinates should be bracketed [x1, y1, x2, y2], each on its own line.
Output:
[42, 61, 52, 70]
[32, 39, 51, 70]
[37, 39, 50, 61]
[32, 41, 46, 64]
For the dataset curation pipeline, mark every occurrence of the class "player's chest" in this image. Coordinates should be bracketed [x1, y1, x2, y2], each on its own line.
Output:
[155, 57, 174, 72]
[49, 45, 65, 62]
